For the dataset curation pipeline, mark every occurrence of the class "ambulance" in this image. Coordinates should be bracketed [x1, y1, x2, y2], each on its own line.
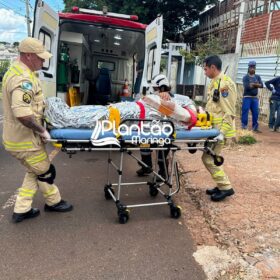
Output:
[33, 0, 163, 105]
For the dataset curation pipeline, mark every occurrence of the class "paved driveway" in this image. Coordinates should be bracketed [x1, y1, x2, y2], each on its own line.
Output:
[0, 100, 206, 280]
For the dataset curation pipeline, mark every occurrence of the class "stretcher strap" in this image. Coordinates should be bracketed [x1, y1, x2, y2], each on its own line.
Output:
[158, 103, 174, 116]
[136, 101, 146, 127]
[184, 107, 197, 130]
[108, 107, 121, 129]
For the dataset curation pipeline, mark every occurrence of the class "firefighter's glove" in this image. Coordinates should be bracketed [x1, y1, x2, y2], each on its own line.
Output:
[39, 129, 51, 143]
[214, 132, 224, 142]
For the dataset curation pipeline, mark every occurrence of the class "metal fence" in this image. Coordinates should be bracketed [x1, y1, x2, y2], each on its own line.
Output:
[236, 55, 279, 121]
[236, 55, 279, 84]
[236, 84, 271, 123]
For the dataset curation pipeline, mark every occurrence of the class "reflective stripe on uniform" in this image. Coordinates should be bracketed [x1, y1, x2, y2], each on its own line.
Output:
[212, 117, 223, 125]
[3, 65, 23, 85]
[213, 170, 225, 179]
[43, 186, 57, 198]
[3, 141, 33, 150]
[11, 65, 23, 75]
[18, 188, 37, 198]
[213, 80, 220, 88]
[221, 122, 236, 137]
[221, 122, 231, 131]
[225, 130, 236, 137]
[26, 152, 48, 165]
[3, 64, 30, 85]
[221, 122, 231, 129]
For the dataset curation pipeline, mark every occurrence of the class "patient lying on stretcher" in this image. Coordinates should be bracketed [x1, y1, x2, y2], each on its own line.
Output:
[44, 92, 197, 130]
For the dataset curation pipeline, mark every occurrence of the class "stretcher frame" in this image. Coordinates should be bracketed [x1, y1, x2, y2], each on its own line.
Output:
[48, 119, 223, 224]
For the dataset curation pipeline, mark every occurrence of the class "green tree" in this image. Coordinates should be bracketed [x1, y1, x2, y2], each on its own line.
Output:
[64, 0, 107, 12]
[63, 0, 216, 41]
[0, 60, 10, 76]
[180, 36, 224, 66]
[13, 42, 19, 47]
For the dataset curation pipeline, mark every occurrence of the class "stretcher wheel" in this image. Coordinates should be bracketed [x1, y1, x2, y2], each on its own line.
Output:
[170, 205, 181, 219]
[214, 156, 224, 166]
[149, 185, 158, 197]
[104, 185, 114, 200]
[118, 210, 129, 224]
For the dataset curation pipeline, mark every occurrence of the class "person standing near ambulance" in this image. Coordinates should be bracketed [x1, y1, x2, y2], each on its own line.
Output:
[203, 55, 236, 202]
[2, 37, 73, 223]
[241, 61, 263, 132]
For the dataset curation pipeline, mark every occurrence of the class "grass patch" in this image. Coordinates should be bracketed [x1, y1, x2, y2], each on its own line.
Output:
[236, 129, 257, 145]
[238, 135, 257, 145]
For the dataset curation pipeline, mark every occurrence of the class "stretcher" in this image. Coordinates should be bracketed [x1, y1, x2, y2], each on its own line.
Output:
[48, 119, 224, 224]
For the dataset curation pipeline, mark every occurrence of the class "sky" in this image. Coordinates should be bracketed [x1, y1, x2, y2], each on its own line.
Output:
[0, 0, 64, 43]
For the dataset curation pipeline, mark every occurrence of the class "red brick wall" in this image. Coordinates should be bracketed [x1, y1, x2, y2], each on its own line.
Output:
[269, 11, 280, 39]
[241, 11, 280, 43]
[241, 14, 269, 43]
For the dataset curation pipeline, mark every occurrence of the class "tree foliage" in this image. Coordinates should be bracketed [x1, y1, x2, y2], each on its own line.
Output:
[0, 60, 10, 76]
[63, 0, 216, 41]
[180, 36, 224, 66]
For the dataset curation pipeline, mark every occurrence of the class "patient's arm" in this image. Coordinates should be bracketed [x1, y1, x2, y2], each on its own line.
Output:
[159, 92, 171, 101]
[143, 95, 195, 124]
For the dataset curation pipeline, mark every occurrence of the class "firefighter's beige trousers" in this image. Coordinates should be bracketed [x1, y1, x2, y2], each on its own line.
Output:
[202, 141, 232, 191]
[10, 147, 61, 213]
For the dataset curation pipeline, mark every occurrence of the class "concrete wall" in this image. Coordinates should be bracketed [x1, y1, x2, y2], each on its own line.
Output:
[182, 53, 238, 85]
[219, 53, 239, 82]
[182, 62, 195, 85]
[183, 63, 205, 85]
[181, 53, 239, 100]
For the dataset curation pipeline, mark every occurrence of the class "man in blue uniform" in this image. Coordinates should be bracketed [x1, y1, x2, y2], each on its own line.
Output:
[265, 76, 280, 132]
[241, 61, 263, 132]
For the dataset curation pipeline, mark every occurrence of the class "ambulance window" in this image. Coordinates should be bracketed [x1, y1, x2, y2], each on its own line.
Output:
[38, 30, 51, 70]
[97, 61, 115, 71]
[147, 46, 156, 81]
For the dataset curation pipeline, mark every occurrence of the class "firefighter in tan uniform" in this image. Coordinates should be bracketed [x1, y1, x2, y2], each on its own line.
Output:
[2, 37, 73, 223]
[202, 55, 236, 202]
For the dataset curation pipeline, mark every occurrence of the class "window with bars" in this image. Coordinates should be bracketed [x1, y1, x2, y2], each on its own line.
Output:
[39, 30, 51, 70]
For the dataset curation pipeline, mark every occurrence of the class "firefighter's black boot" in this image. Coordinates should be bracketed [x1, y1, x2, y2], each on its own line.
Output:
[12, 208, 40, 223]
[44, 200, 73, 212]
[136, 152, 153, 176]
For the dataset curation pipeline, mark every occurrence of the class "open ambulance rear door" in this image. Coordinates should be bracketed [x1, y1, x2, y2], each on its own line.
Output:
[141, 16, 163, 93]
[33, 0, 59, 97]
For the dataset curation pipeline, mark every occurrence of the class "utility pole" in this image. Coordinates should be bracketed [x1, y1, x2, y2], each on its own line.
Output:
[25, 0, 31, 36]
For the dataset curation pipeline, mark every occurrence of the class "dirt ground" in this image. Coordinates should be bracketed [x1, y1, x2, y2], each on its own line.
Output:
[176, 122, 280, 280]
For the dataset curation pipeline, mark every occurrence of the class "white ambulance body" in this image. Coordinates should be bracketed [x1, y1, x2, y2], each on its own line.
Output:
[32, 0, 163, 104]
